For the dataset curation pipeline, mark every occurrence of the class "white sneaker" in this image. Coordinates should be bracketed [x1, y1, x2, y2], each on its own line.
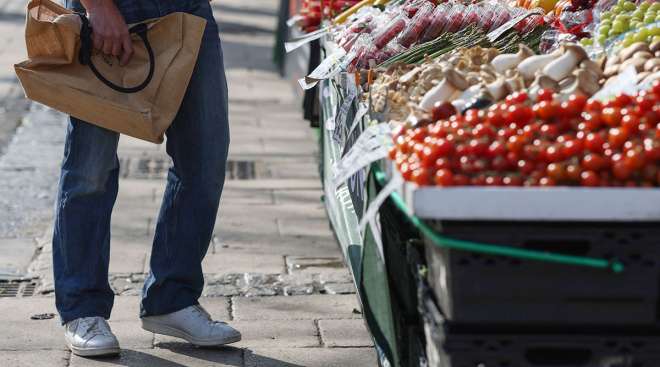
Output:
[64, 317, 120, 357]
[141, 305, 241, 346]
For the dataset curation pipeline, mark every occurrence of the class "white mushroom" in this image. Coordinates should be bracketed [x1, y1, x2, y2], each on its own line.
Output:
[491, 44, 534, 74]
[561, 69, 601, 96]
[542, 43, 589, 82]
[419, 69, 469, 111]
[485, 77, 512, 101]
[528, 74, 559, 97]
[517, 48, 562, 81]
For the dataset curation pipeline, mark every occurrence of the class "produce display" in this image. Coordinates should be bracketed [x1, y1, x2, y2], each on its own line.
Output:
[388, 84, 660, 186]
[289, 0, 660, 188]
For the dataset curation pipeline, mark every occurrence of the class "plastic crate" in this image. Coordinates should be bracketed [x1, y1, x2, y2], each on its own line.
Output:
[424, 221, 660, 326]
[420, 285, 660, 367]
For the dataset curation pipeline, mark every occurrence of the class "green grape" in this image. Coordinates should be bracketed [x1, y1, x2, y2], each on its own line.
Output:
[617, 0, 626, 6]
[656, 13, 660, 22]
[612, 20, 626, 33]
[622, 37, 634, 47]
[651, 3, 660, 12]
[634, 32, 647, 43]
[600, 25, 611, 35]
[602, 11, 613, 20]
[612, 5, 624, 14]
[651, 27, 660, 37]
[645, 15, 656, 24]
[653, 35, 660, 43]
[639, 28, 650, 39]
[623, 2, 636, 11]
[580, 38, 594, 47]
[640, 1, 651, 11]
[597, 34, 607, 45]
[630, 20, 641, 29]
[601, 19, 612, 28]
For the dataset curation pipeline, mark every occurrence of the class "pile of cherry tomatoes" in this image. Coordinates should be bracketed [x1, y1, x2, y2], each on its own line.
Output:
[389, 81, 660, 187]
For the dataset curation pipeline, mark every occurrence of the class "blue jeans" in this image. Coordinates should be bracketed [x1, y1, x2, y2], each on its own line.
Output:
[53, 0, 229, 323]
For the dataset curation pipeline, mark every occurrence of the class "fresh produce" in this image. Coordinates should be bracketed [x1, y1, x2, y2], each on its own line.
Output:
[603, 41, 660, 86]
[388, 83, 660, 187]
[584, 0, 660, 48]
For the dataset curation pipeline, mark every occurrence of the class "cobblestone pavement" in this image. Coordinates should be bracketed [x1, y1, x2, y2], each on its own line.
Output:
[0, 0, 376, 365]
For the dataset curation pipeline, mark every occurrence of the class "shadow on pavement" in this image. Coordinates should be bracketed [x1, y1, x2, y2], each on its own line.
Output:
[0, 11, 24, 23]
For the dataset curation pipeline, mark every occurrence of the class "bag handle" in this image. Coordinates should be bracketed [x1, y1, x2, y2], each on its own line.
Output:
[77, 14, 155, 94]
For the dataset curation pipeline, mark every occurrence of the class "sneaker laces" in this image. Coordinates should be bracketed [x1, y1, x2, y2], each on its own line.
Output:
[77, 317, 113, 340]
[191, 305, 226, 326]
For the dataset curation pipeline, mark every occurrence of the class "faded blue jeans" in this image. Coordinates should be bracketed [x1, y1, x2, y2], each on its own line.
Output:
[53, 0, 229, 323]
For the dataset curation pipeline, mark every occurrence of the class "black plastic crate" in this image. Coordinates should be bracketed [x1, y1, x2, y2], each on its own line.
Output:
[421, 285, 660, 367]
[424, 221, 660, 326]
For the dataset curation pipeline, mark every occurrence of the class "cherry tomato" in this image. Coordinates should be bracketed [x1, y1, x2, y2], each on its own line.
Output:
[543, 144, 564, 163]
[560, 100, 580, 117]
[533, 101, 558, 120]
[602, 107, 623, 127]
[434, 169, 454, 186]
[582, 153, 606, 171]
[612, 93, 633, 108]
[580, 170, 600, 187]
[485, 175, 504, 186]
[562, 139, 583, 157]
[624, 149, 645, 171]
[388, 147, 398, 160]
[453, 174, 470, 186]
[507, 104, 533, 126]
[488, 141, 506, 158]
[608, 127, 629, 149]
[621, 114, 640, 134]
[412, 168, 432, 186]
[507, 135, 526, 154]
[503, 175, 523, 186]
[568, 94, 587, 111]
[547, 163, 566, 181]
[566, 164, 582, 182]
[584, 99, 603, 112]
[536, 88, 554, 102]
[539, 177, 556, 186]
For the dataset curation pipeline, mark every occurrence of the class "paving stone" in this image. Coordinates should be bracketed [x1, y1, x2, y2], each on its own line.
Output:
[0, 238, 36, 277]
[322, 283, 357, 295]
[109, 321, 154, 349]
[286, 256, 345, 274]
[156, 320, 318, 349]
[2, 350, 69, 366]
[272, 190, 323, 205]
[109, 246, 148, 274]
[0, 298, 58, 322]
[0, 319, 63, 350]
[232, 295, 361, 321]
[202, 251, 285, 274]
[278, 218, 333, 238]
[69, 346, 243, 367]
[318, 319, 373, 348]
[244, 347, 377, 367]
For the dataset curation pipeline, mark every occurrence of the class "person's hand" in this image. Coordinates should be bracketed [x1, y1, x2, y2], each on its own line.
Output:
[81, 0, 133, 66]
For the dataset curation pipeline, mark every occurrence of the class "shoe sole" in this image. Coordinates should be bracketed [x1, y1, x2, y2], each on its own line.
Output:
[68, 344, 120, 357]
[141, 319, 242, 346]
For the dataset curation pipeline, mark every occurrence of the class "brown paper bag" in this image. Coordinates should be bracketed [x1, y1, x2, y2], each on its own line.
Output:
[14, 0, 207, 143]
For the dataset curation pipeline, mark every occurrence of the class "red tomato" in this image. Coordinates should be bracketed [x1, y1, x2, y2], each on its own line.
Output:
[602, 107, 623, 127]
[543, 144, 564, 163]
[453, 174, 470, 186]
[507, 135, 526, 154]
[568, 94, 587, 111]
[580, 170, 600, 187]
[546, 163, 566, 181]
[566, 164, 582, 182]
[503, 175, 523, 186]
[536, 88, 554, 102]
[539, 177, 556, 186]
[507, 104, 533, 126]
[584, 99, 603, 112]
[582, 153, 606, 171]
[533, 101, 557, 120]
[388, 146, 398, 160]
[562, 139, 583, 157]
[434, 169, 454, 186]
[608, 127, 629, 149]
[412, 168, 432, 186]
[612, 93, 633, 108]
[621, 114, 640, 134]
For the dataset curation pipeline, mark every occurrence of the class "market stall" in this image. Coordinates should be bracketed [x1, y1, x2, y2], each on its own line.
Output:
[283, 0, 660, 365]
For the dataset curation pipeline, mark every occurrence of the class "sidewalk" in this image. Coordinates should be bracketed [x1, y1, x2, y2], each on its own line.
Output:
[0, 0, 376, 365]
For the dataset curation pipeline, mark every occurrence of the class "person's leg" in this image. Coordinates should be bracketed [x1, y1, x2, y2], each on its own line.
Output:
[53, 118, 120, 323]
[140, 1, 230, 317]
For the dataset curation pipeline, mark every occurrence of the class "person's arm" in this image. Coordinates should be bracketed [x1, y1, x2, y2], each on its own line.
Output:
[78, 0, 133, 65]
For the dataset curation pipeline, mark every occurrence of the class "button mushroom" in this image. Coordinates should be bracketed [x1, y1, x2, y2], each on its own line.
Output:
[542, 43, 589, 82]
[491, 44, 535, 74]
[419, 69, 469, 111]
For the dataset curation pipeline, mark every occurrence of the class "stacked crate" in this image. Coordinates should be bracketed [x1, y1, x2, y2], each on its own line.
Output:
[420, 220, 660, 367]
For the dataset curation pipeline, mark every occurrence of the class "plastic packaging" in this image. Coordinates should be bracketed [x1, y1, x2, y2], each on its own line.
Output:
[420, 3, 450, 42]
[441, 3, 466, 33]
[397, 1, 435, 47]
[372, 13, 408, 49]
